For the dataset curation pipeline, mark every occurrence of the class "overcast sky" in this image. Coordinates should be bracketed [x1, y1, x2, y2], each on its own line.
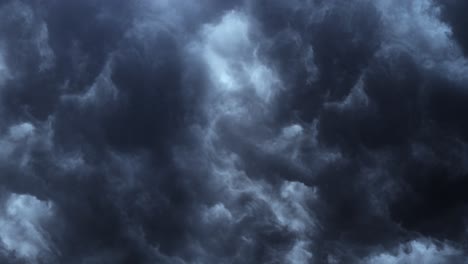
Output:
[1, 0, 468, 263]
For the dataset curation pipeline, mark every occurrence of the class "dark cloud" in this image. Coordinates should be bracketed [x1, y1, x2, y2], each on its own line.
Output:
[1, 0, 468, 263]
[437, 0, 468, 56]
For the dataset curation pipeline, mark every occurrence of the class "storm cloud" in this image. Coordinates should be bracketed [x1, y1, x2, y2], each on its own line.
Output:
[1, 0, 468, 263]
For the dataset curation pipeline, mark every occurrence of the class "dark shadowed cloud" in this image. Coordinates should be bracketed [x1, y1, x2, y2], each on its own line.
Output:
[1, 0, 468, 263]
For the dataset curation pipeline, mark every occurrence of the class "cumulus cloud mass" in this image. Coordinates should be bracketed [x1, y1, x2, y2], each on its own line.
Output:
[1, 0, 468, 263]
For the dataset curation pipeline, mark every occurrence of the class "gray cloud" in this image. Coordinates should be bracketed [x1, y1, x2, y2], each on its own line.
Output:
[1, 0, 468, 263]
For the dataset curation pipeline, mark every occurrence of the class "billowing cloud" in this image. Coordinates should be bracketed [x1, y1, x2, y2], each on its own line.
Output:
[1, 0, 468, 263]
[364, 239, 467, 264]
[0, 193, 55, 263]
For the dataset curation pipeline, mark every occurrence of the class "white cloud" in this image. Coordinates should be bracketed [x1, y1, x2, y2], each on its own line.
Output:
[203, 203, 233, 223]
[260, 123, 309, 165]
[0, 193, 55, 262]
[285, 240, 313, 264]
[0, 121, 54, 170]
[364, 239, 466, 264]
[0, 123, 36, 162]
[8, 122, 35, 140]
[376, 0, 452, 54]
[273, 181, 317, 233]
[195, 10, 280, 101]
[375, 0, 468, 83]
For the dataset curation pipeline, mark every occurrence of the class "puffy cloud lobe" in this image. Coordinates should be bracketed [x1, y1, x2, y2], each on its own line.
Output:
[0, 193, 55, 263]
[364, 240, 467, 264]
[1, 0, 468, 263]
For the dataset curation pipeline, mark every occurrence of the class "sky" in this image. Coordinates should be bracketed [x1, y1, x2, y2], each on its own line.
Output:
[0, 0, 468, 263]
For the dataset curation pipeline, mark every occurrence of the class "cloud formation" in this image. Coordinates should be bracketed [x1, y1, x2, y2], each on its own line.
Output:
[1, 0, 468, 263]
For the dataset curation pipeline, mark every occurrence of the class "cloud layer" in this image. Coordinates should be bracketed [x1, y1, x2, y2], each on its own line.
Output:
[1, 0, 468, 263]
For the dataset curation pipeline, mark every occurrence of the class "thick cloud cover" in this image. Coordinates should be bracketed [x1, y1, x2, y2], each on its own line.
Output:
[1, 0, 468, 263]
